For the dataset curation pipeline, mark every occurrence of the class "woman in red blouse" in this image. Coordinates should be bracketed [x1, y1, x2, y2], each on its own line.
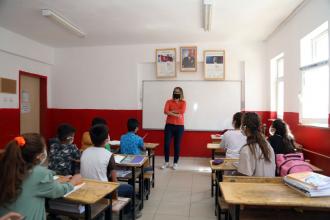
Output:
[161, 87, 186, 170]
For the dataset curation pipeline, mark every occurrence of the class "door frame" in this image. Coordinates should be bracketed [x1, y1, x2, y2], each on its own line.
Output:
[19, 71, 48, 136]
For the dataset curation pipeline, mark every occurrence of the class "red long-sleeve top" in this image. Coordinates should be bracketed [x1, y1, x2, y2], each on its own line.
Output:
[164, 99, 186, 125]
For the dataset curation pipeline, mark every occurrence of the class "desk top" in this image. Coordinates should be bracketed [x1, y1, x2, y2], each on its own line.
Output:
[207, 143, 221, 149]
[220, 182, 330, 208]
[210, 159, 238, 171]
[144, 142, 159, 149]
[211, 134, 222, 140]
[65, 179, 119, 204]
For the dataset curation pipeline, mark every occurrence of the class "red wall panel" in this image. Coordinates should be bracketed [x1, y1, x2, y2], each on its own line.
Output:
[0, 108, 20, 148]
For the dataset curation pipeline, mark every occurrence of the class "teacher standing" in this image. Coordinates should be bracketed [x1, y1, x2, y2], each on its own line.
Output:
[161, 87, 186, 170]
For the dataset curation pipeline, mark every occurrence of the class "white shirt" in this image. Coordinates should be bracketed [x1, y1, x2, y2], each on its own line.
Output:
[220, 130, 246, 158]
[237, 143, 276, 177]
[80, 146, 112, 182]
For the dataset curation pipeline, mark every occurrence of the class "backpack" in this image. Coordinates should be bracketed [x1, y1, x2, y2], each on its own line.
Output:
[276, 153, 313, 176]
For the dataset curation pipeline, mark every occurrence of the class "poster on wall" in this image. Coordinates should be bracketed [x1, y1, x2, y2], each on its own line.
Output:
[180, 46, 197, 72]
[156, 48, 176, 78]
[21, 90, 30, 113]
[204, 50, 225, 80]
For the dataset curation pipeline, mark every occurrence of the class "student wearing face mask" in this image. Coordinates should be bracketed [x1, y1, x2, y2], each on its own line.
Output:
[161, 87, 186, 170]
[48, 124, 81, 175]
[268, 119, 296, 154]
[0, 134, 82, 220]
[237, 112, 276, 177]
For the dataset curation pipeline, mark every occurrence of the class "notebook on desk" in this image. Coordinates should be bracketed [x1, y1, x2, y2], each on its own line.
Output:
[115, 155, 145, 165]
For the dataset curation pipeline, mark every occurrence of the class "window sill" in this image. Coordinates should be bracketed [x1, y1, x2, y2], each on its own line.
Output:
[298, 123, 330, 130]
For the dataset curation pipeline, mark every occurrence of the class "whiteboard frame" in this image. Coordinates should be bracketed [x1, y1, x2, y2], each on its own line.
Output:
[142, 80, 242, 131]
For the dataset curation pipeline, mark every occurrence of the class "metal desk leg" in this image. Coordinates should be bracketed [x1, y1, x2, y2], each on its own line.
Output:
[140, 166, 144, 210]
[105, 197, 112, 220]
[152, 153, 155, 188]
[212, 149, 215, 160]
[229, 205, 240, 220]
[85, 204, 91, 220]
[214, 170, 219, 215]
[131, 167, 136, 220]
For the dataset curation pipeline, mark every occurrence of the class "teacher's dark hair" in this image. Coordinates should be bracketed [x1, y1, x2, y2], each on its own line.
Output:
[173, 87, 184, 100]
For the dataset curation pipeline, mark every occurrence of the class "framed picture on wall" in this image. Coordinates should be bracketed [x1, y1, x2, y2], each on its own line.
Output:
[156, 48, 176, 78]
[204, 50, 225, 80]
[180, 46, 197, 72]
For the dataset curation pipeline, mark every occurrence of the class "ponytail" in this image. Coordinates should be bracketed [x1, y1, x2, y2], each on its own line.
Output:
[0, 139, 27, 206]
[0, 134, 45, 206]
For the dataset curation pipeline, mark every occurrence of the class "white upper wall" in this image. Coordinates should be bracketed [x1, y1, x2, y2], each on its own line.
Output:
[266, 0, 330, 113]
[52, 41, 267, 110]
[0, 27, 54, 108]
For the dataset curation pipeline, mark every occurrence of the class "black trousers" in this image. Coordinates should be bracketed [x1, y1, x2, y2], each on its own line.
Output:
[164, 124, 184, 163]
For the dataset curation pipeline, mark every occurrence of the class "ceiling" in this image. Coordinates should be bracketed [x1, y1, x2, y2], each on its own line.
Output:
[0, 0, 304, 48]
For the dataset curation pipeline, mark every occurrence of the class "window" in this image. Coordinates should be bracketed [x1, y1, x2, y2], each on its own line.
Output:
[300, 21, 329, 126]
[271, 53, 284, 119]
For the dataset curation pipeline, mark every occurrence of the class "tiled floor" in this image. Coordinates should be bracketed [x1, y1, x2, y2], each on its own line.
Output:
[140, 156, 217, 220]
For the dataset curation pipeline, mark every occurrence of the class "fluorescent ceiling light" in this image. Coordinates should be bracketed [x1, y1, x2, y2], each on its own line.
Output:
[203, 0, 214, 32]
[41, 9, 86, 37]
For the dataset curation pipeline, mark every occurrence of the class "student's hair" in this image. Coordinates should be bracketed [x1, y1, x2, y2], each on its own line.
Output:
[241, 112, 271, 162]
[0, 133, 45, 206]
[232, 112, 243, 129]
[271, 119, 295, 151]
[89, 124, 109, 147]
[91, 117, 107, 126]
[127, 118, 139, 132]
[172, 87, 184, 100]
[57, 123, 76, 142]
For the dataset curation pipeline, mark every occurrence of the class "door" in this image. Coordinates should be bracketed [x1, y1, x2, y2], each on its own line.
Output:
[20, 75, 40, 134]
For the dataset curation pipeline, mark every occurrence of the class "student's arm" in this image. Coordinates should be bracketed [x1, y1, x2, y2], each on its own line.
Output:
[139, 136, 146, 151]
[237, 146, 255, 176]
[107, 155, 117, 182]
[81, 132, 92, 149]
[36, 169, 75, 199]
[71, 144, 81, 161]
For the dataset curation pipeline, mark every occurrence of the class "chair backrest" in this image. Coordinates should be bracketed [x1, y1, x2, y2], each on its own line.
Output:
[223, 175, 283, 183]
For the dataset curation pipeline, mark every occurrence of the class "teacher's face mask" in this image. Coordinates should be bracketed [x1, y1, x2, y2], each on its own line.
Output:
[173, 93, 181, 99]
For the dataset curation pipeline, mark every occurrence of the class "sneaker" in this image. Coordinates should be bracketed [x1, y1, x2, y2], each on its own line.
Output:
[172, 163, 178, 170]
[136, 211, 142, 219]
[161, 162, 169, 169]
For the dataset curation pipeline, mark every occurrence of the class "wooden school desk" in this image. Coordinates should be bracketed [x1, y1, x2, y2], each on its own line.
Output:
[220, 181, 330, 220]
[207, 143, 226, 160]
[210, 159, 238, 206]
[211, 134, 222, 144]
[115, 155, 148, 220]
[47, 179, 119, 220]
[144, 142, 159, 187]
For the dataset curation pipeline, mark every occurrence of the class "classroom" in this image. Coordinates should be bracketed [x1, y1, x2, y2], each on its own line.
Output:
[0, 0, 329, 220]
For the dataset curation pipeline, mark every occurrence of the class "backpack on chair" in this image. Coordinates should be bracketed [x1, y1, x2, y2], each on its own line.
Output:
[276, 153, 313, 176]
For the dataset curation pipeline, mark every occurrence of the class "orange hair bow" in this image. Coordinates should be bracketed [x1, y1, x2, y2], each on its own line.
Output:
[14, 136, 26, 147]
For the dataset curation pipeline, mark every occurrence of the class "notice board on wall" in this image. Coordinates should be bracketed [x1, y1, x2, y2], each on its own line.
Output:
[0, 78, 17, 94]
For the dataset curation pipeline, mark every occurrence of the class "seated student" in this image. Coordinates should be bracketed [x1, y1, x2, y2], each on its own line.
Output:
[220, 112, 246, 158]
[120, 118, 145, 155]
[268, 119, 296, 154]
[80, 124, 135, 201]
[0, 134, 81, 220]
[81, 117, 111, 151]
[237, 112, 276, 177]
[48, 124, 81, 176]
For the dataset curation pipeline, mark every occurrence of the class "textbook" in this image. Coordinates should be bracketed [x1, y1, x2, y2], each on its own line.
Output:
[285, 178, 330, 197]
[115, 155, 145, 165]
[48, 199, 85, 214]
[286, 172, 330, 190]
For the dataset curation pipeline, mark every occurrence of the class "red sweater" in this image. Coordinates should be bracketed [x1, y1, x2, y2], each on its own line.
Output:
[164, 99, 186, 125]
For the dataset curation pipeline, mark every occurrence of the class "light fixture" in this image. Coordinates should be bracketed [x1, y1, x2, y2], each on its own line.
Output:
[41, 9, 86, 37]
[203, 0, 214, 32]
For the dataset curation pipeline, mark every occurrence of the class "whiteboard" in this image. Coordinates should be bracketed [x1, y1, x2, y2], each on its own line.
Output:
[142, 80, 241, 131]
